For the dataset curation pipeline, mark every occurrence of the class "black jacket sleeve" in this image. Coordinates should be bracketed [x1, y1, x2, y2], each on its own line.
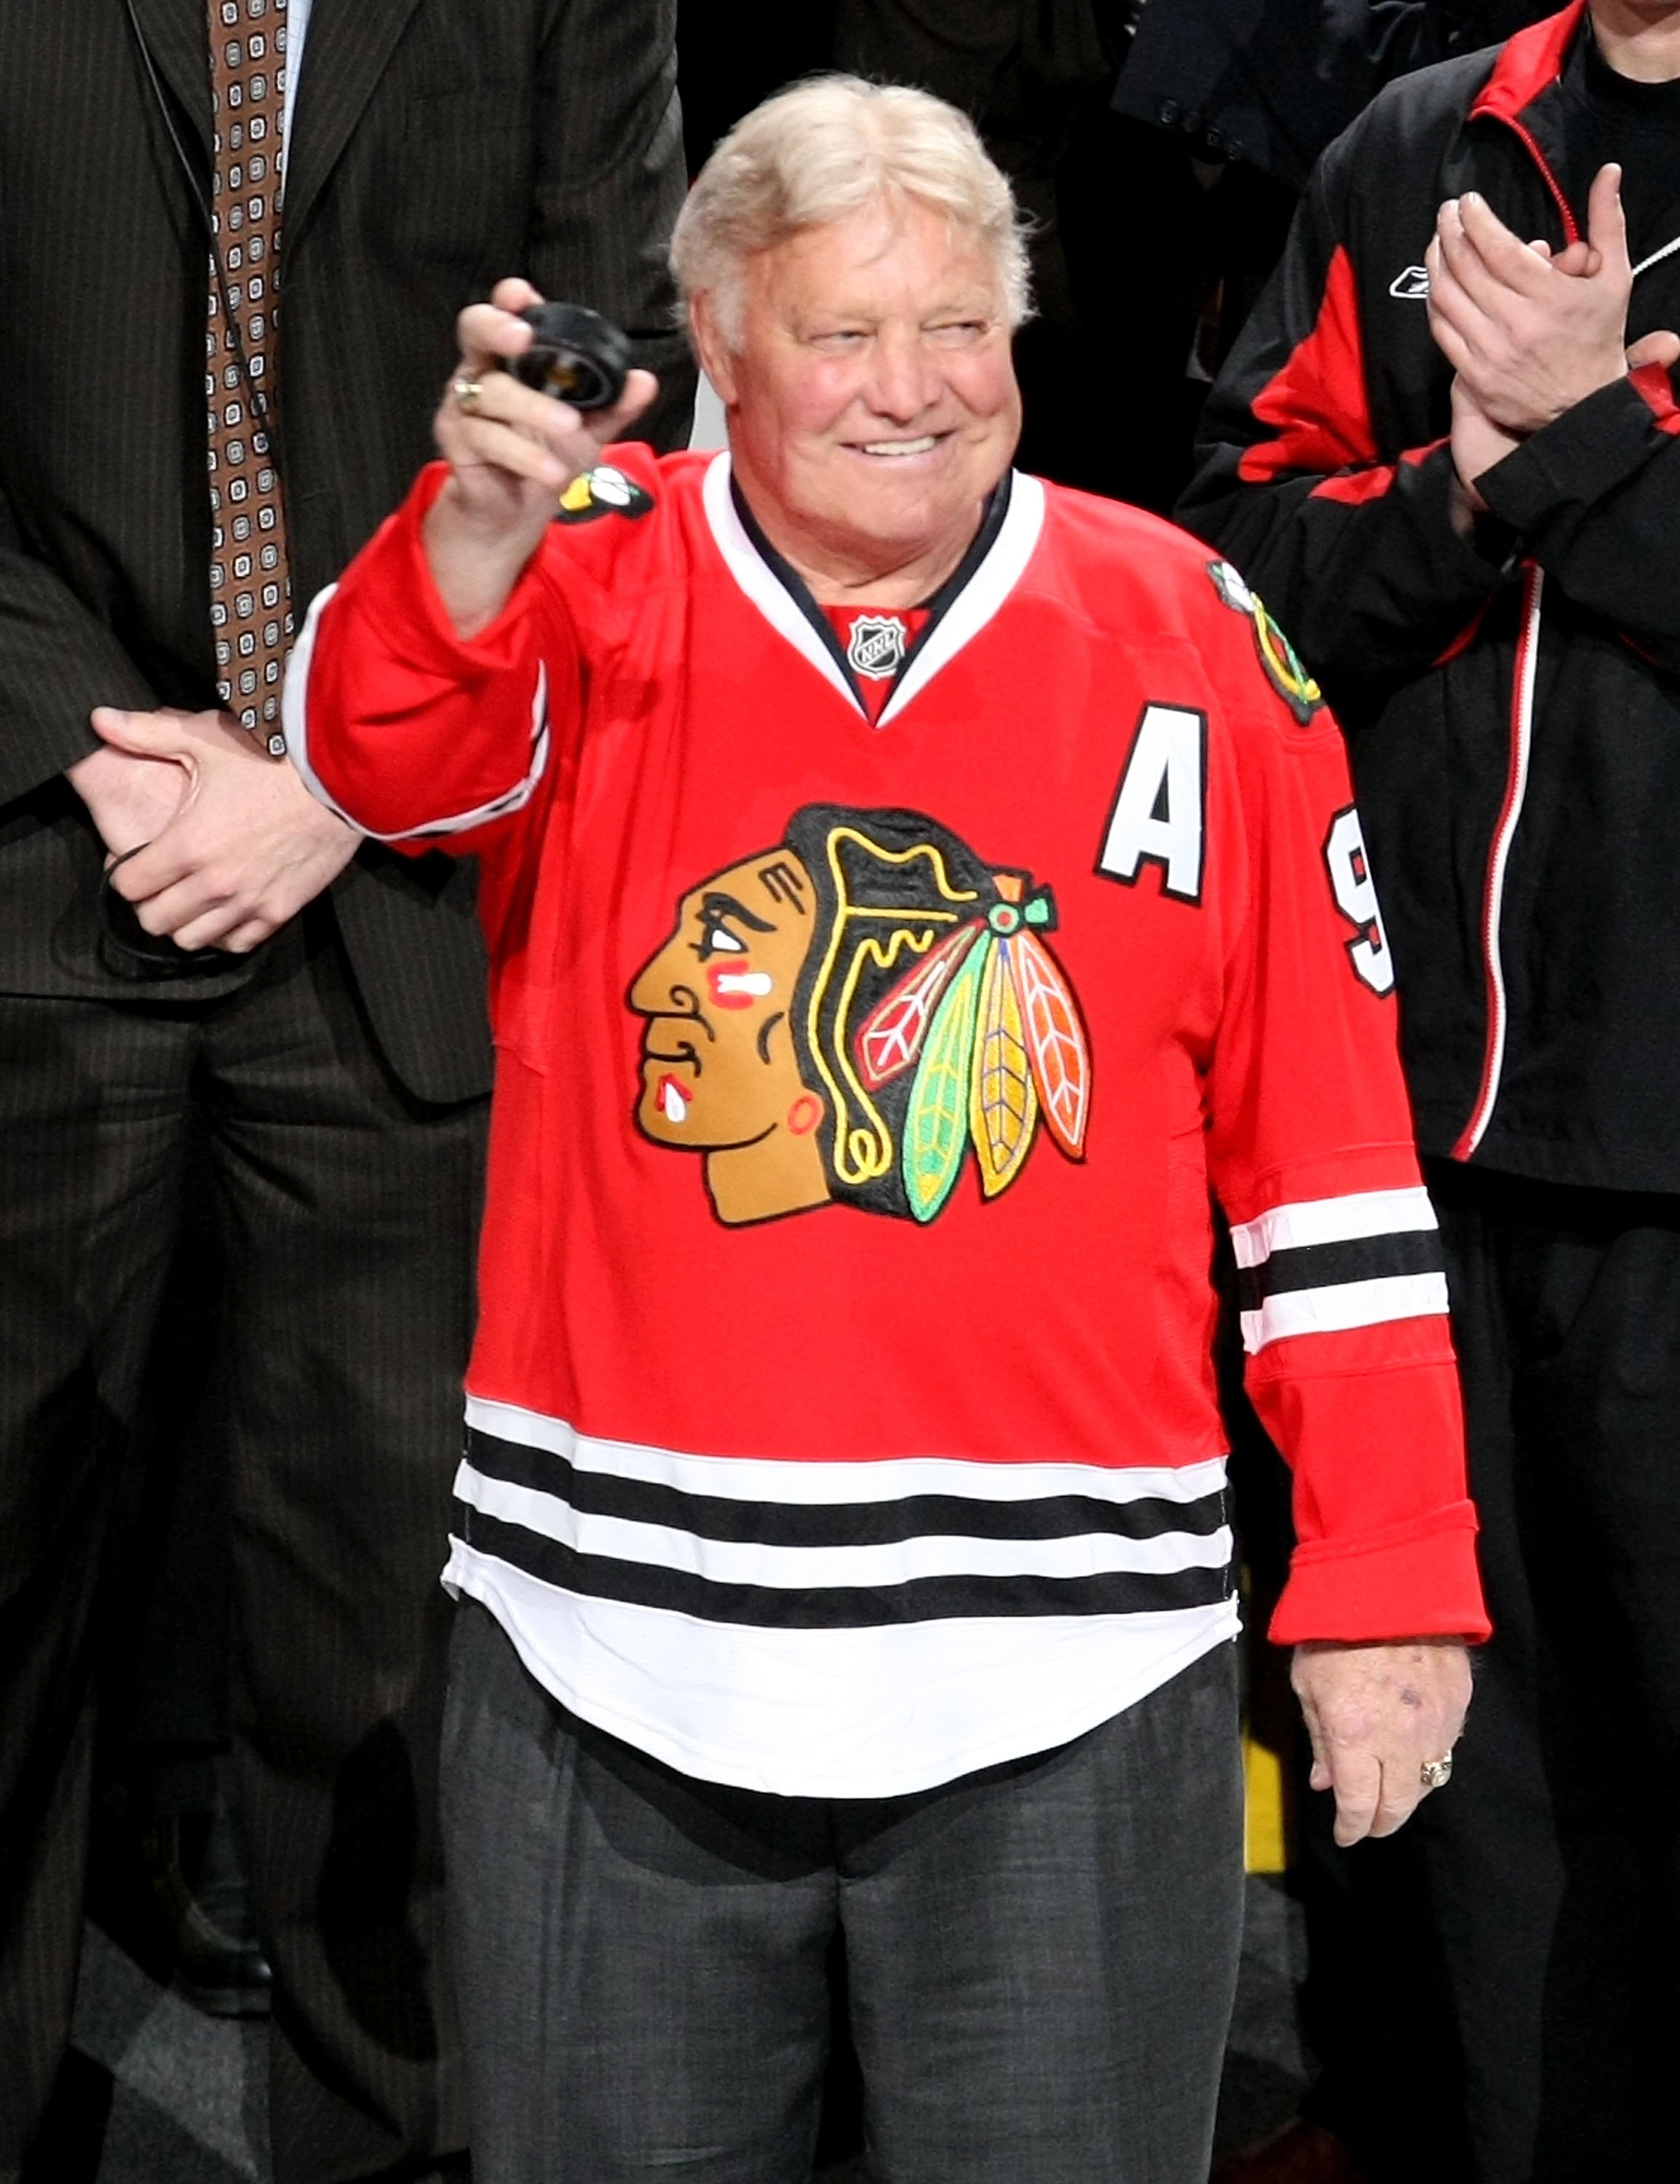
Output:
[528, 0, 694, 454]
[1178, 132, 1511, 689]
[0, 480, 157, 808]
[1474, 366, 1680, 662]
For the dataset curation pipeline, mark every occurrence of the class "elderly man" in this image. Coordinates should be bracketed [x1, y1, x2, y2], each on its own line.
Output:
[1183, 0, 1680, 2172]
[288, 78, 1483, 2184]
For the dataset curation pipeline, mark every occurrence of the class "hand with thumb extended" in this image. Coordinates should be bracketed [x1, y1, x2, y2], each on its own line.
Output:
[92, 703, 203, 751]
[1427, 164, 1639, 433]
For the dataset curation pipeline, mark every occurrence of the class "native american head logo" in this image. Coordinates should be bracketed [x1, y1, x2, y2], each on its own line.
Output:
[629, 806, 1092, 1227]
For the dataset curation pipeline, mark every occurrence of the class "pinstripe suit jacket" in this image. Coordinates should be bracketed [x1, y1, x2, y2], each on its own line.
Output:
[0, 0, 693, 1099]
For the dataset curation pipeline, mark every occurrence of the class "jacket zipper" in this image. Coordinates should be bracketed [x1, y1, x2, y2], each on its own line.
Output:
[1449, 110, 1679, 1158]
[1489, 114, 1580, 241]
[1453, 563, 1544, 1161]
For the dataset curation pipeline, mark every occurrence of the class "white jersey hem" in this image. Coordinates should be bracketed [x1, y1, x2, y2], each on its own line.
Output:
[443, 1540, 1242, 1800]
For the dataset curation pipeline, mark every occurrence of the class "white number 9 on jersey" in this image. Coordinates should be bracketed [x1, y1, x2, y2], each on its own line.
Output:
[1324, 806, 1395, 996]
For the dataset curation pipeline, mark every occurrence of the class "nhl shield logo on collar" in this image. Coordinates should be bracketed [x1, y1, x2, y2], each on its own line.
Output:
[846, 614, 908, 681]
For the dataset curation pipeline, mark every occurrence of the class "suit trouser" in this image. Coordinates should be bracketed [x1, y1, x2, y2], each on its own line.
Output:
[441, 1602, 1245, 2184]
[0, 908, 487, 2184]
[1421, 1159, 1680, 2184]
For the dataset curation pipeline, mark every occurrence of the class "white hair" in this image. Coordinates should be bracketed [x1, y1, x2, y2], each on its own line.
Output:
[670, 75, 1034, 347]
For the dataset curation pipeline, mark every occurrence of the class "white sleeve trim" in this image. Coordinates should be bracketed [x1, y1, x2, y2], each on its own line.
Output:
[1230, 1185, 1438, 1271]
[1240, 1270, 1451, 1355]
[283, 581, 551, 842]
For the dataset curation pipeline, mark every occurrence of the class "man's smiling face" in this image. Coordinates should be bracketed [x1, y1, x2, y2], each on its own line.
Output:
[702, 196, 1021, 591]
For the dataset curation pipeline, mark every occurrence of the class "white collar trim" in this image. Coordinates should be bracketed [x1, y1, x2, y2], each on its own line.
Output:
[702, 454, 855, 709]
[879, 471, 1044, 725]
[700, 451, 1045, 724]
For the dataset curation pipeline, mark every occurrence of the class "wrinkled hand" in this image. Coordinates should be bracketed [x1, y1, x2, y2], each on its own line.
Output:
[426, 276, 657, 638]
[1292, 1637, 1471, 1846]
[1425, 166, 1665, 435]
[66, 736, 192, 858]
[90, 705, 360, 953]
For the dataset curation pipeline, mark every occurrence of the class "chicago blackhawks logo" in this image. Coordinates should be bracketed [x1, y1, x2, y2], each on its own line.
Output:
[1206, 559, 1322, 724]
[629, 805, 1092, 1227]
[552, 463, 654, 525]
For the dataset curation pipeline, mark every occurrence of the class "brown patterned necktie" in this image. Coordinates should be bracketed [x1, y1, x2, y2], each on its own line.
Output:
[207, 0, 291, 757]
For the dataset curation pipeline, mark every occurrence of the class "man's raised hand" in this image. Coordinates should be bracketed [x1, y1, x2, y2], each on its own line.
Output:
[426, 277, 657, 639]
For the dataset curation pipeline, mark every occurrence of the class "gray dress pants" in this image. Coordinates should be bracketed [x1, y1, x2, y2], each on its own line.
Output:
[441, 1599, 1244, 2184]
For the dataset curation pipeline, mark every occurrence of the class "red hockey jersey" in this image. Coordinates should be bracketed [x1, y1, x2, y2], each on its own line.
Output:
[289, 446, 1486, 1796]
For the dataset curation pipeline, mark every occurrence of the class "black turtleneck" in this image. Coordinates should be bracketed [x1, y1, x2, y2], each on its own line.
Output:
[1560, 22, 1680, 264]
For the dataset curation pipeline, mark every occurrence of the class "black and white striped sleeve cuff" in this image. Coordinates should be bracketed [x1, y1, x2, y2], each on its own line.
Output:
[1230, 1186, 1448, 1355]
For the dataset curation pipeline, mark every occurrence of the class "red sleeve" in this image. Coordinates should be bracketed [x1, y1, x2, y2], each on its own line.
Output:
[1200, 598, 1489, 1644]
[284, 462, 578, 857]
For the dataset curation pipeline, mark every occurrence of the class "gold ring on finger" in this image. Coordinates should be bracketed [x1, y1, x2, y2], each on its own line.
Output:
[453, 373, 486, 414]
[1420, 1754, 1453, 1790]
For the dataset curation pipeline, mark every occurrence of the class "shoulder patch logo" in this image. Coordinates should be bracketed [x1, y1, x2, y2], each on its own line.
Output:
[1207, 560, 1255, 616]
[628, 807, 1092, 1227]
[845, 614, 908, 681]
[1389, 264, 1431, 301]
[552, 463, 655, 526]
[1205, 559, 1323, 725]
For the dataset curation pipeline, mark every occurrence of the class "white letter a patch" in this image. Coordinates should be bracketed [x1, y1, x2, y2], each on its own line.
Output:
[1097, 704, 1206, 903]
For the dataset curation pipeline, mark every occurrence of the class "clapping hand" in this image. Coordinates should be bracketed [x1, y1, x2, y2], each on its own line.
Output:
[1425, 165, 1680, 511]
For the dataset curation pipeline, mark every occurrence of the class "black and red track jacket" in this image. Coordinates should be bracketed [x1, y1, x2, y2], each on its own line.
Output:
[1181, 2, 1680, 1192]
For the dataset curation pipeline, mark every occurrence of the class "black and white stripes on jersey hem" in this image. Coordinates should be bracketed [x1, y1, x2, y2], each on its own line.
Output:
[449, 1397, 1234, 1629]
[443, 1395, 1244, 1793]
[1229, 1186, 1448, 1354]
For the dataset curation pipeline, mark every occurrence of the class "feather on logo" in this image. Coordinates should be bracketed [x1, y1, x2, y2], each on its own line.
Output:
[852, 872, 1090, 1221]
